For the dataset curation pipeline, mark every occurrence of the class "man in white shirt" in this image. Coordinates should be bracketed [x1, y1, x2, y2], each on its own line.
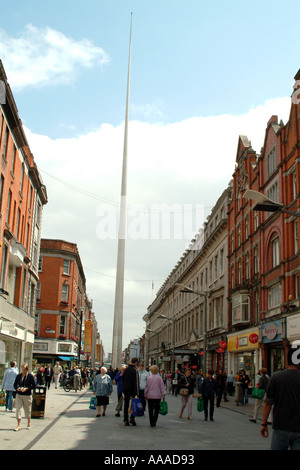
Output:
[1, 361, 18, 411]
[138, 363, 149, 410]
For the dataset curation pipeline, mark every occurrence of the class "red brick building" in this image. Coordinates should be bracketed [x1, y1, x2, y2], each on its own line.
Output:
[0, 61, 47, 381]
[227, 70, 300, 378]
[33, 239, 97, 367]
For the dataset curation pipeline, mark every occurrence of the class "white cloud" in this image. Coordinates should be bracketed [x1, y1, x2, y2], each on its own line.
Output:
[24, 95, 292, 355]
[0, 24, 109, 89]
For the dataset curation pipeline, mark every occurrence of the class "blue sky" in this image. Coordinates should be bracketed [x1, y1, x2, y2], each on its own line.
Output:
[0, 0, 299, 355]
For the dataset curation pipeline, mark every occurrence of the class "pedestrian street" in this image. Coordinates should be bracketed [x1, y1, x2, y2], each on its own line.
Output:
[0, 385, 271, 451]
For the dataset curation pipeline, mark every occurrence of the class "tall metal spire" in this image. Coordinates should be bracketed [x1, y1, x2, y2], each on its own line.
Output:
[111, 13, 133, 369]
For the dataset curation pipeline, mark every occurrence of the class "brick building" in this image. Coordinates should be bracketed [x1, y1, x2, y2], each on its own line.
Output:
[227, 70, 300, 378]
[0, 60, 47, 381]
[33, 239, 98, 367]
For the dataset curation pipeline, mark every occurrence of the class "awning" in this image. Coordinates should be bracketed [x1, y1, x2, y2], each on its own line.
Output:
[58, 356, 77, 361]
[173, 349, 197, 355]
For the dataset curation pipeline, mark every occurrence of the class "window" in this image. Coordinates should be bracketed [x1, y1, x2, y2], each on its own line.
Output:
[268, 283, 281, 308]
[245, 216, 249, 239]
[19, 163, 24, 194]
[292, 172, 297, 200]
[238, 224, 241, 246]
[267, 182, 279, 203]
[0, 243, 8, 289]
[63, 259, 70, 275]
[36, 282, 41, 300]
[272, 237, 280, 267]
[0, 174, 4, 213]
[253, 211, 259, 231]
[61, 284, 69, 302]
[11, 146, 16, 175]
[60, 315, 67, 335]
[267, 147, 276, 177]
[238, 259, 242, 285]
[232, 294, 249, 324]
[245, 252, 250, 279]
[254, 245, 259, 274]
[294, 220, 298, 254]
[295, 273, 299, 299]
[38, 257, 43, 272]
[3, 127, 9, 159]
[6, 189, 11, 225]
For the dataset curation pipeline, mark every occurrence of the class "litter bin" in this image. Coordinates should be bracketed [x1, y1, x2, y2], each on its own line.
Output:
[31, 386, 46, 418]
[234, 382, 242, 406]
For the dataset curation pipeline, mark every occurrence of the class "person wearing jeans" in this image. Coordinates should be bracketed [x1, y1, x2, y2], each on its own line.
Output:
[1, 361, 18, 411]
[239, 369, 250, 405]
[200, 369, 217, 421]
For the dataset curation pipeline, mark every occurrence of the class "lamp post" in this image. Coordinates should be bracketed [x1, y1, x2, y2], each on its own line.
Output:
[158, 314, 176, 372]
[244, 189, 300, 217]
[176, 283, 208, 376]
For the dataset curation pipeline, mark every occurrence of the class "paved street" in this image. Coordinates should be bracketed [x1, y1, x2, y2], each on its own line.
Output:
[0, 385, 272, 452]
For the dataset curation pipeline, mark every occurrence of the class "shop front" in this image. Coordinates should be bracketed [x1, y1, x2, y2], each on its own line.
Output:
[227, 328, 260, 386]
[260, 319, 286, 374]
[0, 320, 35, 382]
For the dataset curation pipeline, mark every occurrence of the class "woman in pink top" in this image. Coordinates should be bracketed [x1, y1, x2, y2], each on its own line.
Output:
[144, 365, 166, 427]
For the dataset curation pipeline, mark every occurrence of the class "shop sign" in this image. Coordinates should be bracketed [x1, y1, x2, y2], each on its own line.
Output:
[261, 320, 282, 343]
[287, 314, 300, 340]
[216, 348, 225, 353]
[1, 321, 17, 336]
[228, 329, 259, 352]
[219, 341, 227, 349]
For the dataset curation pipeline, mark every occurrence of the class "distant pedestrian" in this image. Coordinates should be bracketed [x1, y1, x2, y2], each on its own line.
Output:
[250, 368, 269, 423]
[144, 365, 166, 427]
[260, 345, 300, 450]
[1, 361, 18, 411]
[36, 365, 44, 385]
[13, 363, 36, 431]
[196, 370, 205, 395]
[171, 368, 181, 396]
[122, 357, 139, 426]
[93, 367, 113, 417]
[44, 364, 53, 390]
[114, 365, 127, 417]
[179, 368, 195, 420]
[239, 369, 250, 405]
[216, 369, 226, 407]
[200, 369, 217, 421]
[226, 370, 235, 396]
[53, 362, 63, 389]
[138, 363, 149, 411]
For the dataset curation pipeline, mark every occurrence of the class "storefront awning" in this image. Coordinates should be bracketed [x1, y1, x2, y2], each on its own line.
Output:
[58, 356, 77, 361]
[173, 349, 197, 355]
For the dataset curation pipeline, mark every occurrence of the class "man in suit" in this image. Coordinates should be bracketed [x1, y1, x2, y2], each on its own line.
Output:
[122, 357, 139, 426]
[44, 364, 53, 390]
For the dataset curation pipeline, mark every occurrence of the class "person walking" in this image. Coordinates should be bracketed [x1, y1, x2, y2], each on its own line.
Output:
[138, 363, 149, 411]
[1, 361, 18, 412]
[44, 364, 53, 390]
[35, 365, 44, 385]
[260, 345, 300, 450]
[171, 368, 181, 396]
[114, 365, 127, 417]
[178, 368, 195, 420]
[216, 369, 226, 408]
[249, 368, 269, 423]
[13, 363, 36, 431]
[93, 367, 113, 417]
[226, 370, 235, 396]
[53, 362, 63, 389]
[122, 357, 139, 426]
[239, 369, 250, 405]
[200, 369, 217, 421]
[144, 365, 166, 427]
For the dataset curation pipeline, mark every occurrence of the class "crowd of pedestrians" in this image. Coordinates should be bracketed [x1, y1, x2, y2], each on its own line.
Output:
[1, 343, 300, 450]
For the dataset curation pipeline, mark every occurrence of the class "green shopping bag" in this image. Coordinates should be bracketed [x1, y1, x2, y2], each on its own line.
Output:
[159, 398, 168, 416]
[89, 396, 96, 410]
[252, 388, 265, 399]
[197, 396, 204, 412]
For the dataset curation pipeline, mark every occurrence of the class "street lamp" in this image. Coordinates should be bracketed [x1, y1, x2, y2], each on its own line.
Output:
[244, 189, 300, 217]
[158, 314, 176, 371]
[175, 283, 208, 376]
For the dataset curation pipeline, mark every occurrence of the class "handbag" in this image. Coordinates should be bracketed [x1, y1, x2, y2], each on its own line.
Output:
[89, 396, 96, 410]
[179, 377, 190, 396]
[159, 398, 168, 416]
[252, 388, 265, 399]
[131, 397, 144, 417]
[0, 390, 5, 406]
[197, 396, 204, 412]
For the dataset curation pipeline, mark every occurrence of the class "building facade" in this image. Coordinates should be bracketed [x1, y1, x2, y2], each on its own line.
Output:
[144, 187, 230, 373]
[0, 61, 47, 382]
[33, 239, 96, 368]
